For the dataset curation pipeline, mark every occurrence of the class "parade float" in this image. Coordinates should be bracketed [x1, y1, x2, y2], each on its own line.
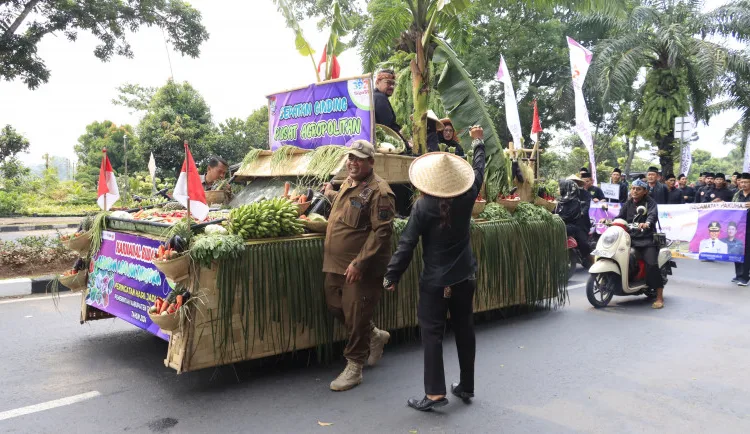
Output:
[54, 74, 568, 374]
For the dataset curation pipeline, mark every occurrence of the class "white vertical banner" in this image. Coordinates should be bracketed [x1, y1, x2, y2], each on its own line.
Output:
[567, 36, 597, 184]
[744, 135, 750, 173]
[680, 143, 692, 176]
[496, 55, 523, 150]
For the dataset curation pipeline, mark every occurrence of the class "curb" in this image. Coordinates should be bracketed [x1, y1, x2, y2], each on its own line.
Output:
[0, 223, 80, 233]
[0, 275, 70, 298]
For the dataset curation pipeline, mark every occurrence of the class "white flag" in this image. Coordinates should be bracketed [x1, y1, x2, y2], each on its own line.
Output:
[680, 143, 692, 177]
[567, 36, 598, 184]
[148, 152, 156, 180]
[744, 135, 750, 173]
[496, 55, 523, 150]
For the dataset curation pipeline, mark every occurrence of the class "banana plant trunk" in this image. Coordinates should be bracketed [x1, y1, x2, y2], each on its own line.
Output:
[411, 33, 429, 155]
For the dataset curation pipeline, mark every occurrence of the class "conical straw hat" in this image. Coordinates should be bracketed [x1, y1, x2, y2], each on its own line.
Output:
[409, 152, 475, 198]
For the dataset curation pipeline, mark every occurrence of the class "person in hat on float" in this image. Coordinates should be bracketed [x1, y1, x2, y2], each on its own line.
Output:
[646, 166, 668, 204]
[665, 173, 684, 204]
[732, 173, 750, 285]
[704, 173, 734, 202]
[696, 172, 715, 203]
[700, 222, 728, 254]
[426, 110, 445, 154]
[610, 168, 629, 203]
[678, 174, 695, 203]
[384, 125, 486, 412]
[439, 118, 465, 156]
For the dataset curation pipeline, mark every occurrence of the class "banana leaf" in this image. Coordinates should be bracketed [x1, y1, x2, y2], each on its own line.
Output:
[433, 37, 508, 199]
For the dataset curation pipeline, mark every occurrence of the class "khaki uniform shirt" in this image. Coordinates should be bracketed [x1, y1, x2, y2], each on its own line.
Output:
[323, 171, 396, 276]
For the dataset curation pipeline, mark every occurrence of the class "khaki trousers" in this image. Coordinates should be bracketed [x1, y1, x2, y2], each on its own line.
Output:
[324, 273, 383, 365]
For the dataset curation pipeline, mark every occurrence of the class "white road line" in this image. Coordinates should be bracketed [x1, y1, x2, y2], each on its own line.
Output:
[0, 391, 101, 422]
[568, 283, 586, 289]
[0, 292, 80, 305]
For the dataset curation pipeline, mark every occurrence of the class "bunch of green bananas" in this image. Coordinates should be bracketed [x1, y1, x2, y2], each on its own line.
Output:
[229, 197, 304, 239]
[162, 202, 186, 211]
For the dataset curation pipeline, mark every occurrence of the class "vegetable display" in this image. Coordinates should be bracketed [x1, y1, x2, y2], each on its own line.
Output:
[190, 234, 246, 268]
[513, 202, 553, 222]
[149, 288, 192, 316]
[478, 202, 512, 221]
[228, 198, 304, 239]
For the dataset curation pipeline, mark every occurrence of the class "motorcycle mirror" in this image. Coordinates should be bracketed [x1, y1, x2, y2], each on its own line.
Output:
[636, 206, 647, 216]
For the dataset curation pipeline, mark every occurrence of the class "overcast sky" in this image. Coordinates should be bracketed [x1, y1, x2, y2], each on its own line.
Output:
[0, 0, 738, 167]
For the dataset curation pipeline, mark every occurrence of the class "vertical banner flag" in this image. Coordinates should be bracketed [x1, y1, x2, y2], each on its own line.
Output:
[173, 142, 209, 221]
[530, 100, 543, 143]
[744, 135, 750, 173]
[496, 55, 523, 149]
[97, 149, 120, 211]
[148, 152, 157, 193]
[567, 36, 597, 184]
[680, 143, 692, 177]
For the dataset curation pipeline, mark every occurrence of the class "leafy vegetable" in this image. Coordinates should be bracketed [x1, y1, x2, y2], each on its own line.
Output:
[513, 202, 553, 222]
[478, 202, 512, 221]
[190, 234, 246, 268]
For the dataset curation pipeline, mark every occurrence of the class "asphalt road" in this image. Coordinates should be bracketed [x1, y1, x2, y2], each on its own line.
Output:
[1, 259, 749, 434]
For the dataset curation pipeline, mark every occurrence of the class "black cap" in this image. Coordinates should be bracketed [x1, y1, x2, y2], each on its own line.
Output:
[580, 172, 592, 179]
[708, 221, 721, 232]
[678, 173, 686, 178]
[637, 174, 646, 180]
[741, 173, 750, 180]
[665, 173, 676, 180]
[579, 167, 588, 173]
[705, 172, 715, 178]
[647, 166, 660, 174]
[715, 173, 726, 180]
[733, 172, 741, 177]
[613, 168, 622, 174]
[729, 221, 738, 229]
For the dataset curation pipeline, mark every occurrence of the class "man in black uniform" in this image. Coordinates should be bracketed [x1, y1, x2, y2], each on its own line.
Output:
[610, 168, 629, 203]
[704, 173, 734, 202]
[373, 69, 409, 152]
[696, 172, 715, 203]
[581, 171, 605, 202]
[732, 173, 750, 285]
[730, 172, 740, 193]
[695, 172, 706, 190]
[568, 174, 592, 239]
[665, 173, 683, 204]
[646, 166, 668, 204]
[678, 174, 695, 203]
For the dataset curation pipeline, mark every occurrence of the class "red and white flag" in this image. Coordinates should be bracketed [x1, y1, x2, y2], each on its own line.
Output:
[173, 141, 209, 221]
[317, 46, 341, 80]
[530, 100, 543, 143]
[97, 149, 120, 211]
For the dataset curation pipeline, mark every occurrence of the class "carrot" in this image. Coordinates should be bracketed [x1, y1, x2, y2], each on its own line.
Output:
[289, 195, 299, 202]
[283, 181, 291, 198]
[155, 298, 162, 312]
[175, 295, 183, 309]
[166, 303, 177, 314]
[297, 196, 308, 204]
[159, 299, 170, 314]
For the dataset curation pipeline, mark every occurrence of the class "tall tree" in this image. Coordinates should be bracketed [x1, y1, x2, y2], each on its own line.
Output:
[587, 0, 750, 175]
[127, 80, 215, 175]
[0, 124, 29, 161]
[209, 107, 270, 164]
[73, 121, 140, 186]
[0, 0, 209, 89]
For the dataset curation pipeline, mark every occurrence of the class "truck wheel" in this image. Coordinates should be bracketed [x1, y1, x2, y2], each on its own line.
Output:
[586, 273, 615, 308]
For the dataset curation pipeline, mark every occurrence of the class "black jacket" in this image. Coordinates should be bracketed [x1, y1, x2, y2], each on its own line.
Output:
[667, 187, 684, 204]
[617, 195, 659, 247]
[704, 186, 734, 202]
[588, 185, 605, 201]
[374, 89, 400, 133]
[696, 185, 713, 203]
[439, 136, 465, 156]
[577, 188, 592, 231]
[617, 181, 629, 203]
[385, 141, 485, 287]
[681, 185, 696, 203]
[647, 182, 669, 204]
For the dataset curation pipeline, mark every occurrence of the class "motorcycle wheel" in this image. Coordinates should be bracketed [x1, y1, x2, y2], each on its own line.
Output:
[568, 250, 578, 280]
[586, 273, 615, 308]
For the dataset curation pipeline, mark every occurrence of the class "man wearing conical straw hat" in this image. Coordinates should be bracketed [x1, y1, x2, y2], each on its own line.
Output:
[384, 125, 486, 411]
[322, 139, 396, 391]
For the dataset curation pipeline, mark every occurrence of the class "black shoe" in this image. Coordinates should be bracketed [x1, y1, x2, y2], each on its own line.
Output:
[738, 279, 749, 287]
[407, 396, 449, 412]
[732, 277, 740, 283]
[450, 383, 474, 402]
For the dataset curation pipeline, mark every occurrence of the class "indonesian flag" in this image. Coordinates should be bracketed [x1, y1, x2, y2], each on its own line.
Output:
[496, 55, 523, 149]
[317, 46, 341, 80]
[173, 141, 209, 221]
[530, 100, 543, 143]
[97, 149, 120, 211]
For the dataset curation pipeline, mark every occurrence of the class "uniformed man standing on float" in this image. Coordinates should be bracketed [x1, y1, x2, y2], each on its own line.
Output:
[322, 140, 396, 391]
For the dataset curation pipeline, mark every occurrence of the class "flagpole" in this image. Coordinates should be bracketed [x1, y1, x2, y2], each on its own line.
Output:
[184, 140, 191, 219]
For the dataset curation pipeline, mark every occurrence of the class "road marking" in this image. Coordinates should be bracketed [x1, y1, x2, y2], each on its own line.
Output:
[0, 292, 79, 305]
[568, 283, 586, 289]
[0, 391, 101, 421]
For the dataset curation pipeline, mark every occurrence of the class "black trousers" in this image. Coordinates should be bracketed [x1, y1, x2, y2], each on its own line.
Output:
[418, 279, 476, 396]
[566, 224, 592, 258]
[637, 245, 663, 289]
[734, 222, 750, 280]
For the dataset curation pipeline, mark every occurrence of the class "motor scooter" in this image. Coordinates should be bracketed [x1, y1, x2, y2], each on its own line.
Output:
[586, 206, 676, 308]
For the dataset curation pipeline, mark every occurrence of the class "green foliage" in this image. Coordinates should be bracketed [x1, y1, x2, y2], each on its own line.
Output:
[189, 234, 246, 268]
[638, 69, 690, 142]
[74, 121, 141, 186]
[272, 0, 320, 81]
[0, 235, 76, 268]
[513, 202, 553, 222]
[0, 124, 30, 161]
[0, 0, 208, 89]
[478, 202, 512, 221]
[209, 106, 269, 164]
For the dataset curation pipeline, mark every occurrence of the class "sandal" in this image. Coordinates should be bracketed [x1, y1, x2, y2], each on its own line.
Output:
[652, 301, 664, 309]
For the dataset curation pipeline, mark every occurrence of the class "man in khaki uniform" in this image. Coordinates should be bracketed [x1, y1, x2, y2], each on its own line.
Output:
[323, 139, 396, 391]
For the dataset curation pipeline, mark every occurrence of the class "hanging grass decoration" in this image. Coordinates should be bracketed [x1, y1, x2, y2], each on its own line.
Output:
[240, 148, 263, 171]
[304, 145, 349, 181]
[88, 212, 109, 259]
[270, 145, 299, 172]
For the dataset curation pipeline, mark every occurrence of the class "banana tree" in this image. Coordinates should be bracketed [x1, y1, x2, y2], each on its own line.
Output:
[272, 0, 320, 82]
[321, 1, 351, 80]
[362, 0, 469, 155]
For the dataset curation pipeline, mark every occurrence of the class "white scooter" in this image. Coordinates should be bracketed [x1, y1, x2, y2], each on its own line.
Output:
[586, 206, 677, 308]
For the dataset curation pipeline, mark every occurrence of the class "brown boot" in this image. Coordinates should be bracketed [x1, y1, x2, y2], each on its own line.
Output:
[330, 360, 363, 391]
[367, 327, 391, 367]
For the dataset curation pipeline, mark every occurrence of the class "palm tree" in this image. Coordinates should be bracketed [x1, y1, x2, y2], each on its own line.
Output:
[361, 0, 469, 155]
[587, 0, 750, 175]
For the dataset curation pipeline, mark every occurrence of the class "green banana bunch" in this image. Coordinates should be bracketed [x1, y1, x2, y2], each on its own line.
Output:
[229, 197, 304, 240]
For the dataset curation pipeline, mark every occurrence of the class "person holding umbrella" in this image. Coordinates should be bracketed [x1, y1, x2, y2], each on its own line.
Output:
[383, 125, 486, 412]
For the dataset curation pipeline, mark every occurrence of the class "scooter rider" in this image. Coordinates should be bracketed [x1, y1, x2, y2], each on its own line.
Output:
[555, 179, 592, 267]
[616, 178, 665, 309]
